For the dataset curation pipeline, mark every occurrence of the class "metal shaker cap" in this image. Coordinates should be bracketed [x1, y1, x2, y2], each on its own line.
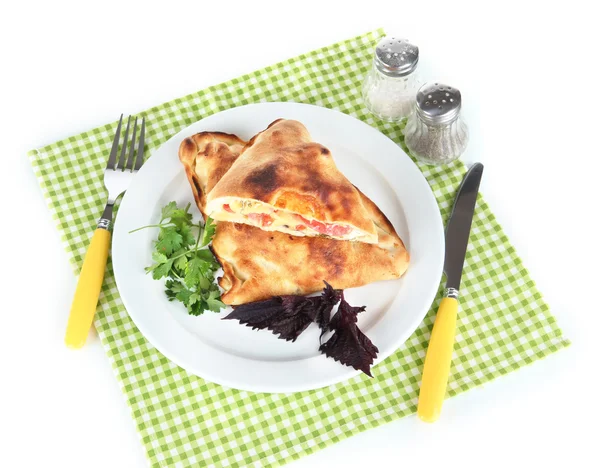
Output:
[374, 37, 419, 77]
[416, 82, 462, 125]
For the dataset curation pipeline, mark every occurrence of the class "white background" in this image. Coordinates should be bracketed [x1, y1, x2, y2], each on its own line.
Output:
[1, 1, 599, 467]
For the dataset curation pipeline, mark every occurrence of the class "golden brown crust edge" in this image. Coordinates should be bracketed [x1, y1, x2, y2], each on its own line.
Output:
[179, 131, 246, 218]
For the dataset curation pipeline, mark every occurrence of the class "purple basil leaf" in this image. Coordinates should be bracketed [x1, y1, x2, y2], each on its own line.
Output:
[319, 293, 378, 376]
[224, 298, 283, 327]
[314, 281, 342, 330]
[224, 295, 316, 342]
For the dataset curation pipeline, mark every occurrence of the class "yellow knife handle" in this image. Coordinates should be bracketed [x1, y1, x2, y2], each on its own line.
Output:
[65, 228, 111, 348]
[417, 296, 459, 423]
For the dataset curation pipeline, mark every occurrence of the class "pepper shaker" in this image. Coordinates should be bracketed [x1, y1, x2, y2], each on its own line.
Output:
[361, 37, 421, 122]
[403, 82, 469, 165]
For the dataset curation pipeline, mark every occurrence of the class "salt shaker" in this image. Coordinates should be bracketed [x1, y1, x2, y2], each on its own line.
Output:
[361, 37, 420, 122]
[403, 82, 469, 165]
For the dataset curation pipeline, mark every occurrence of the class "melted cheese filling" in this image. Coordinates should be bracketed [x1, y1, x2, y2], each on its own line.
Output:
[208, 198, 372, 242]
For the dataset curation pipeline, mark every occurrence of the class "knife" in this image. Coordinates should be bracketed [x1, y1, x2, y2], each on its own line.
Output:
[417, 162, 484, 423]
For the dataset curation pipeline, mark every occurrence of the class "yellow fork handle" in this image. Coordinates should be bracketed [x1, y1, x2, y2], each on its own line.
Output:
[64, 228, 111, 348]
[417, 296, 458, 423]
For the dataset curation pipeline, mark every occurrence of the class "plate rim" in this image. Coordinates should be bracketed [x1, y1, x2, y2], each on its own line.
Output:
[112, 102, 444, 393]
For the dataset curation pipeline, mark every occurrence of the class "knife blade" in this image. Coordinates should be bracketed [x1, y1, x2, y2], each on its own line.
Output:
[444, 162, 484, 293]
[417, 163, 484, 423]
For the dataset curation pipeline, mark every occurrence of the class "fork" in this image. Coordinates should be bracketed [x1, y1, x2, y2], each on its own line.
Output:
[65, 114, 146, 348]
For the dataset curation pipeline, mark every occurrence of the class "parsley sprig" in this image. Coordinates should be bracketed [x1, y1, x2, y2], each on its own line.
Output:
[130, 201, 225, 315]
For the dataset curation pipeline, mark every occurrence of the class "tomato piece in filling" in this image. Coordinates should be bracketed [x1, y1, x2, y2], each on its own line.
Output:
[295, 216, 325, 233]
[223, 204, 234, 213]
[307, 220, 327, 233]
[248, 212, 273, 227]
[295, 215, 351, 237]
[328, 224, 352, 237]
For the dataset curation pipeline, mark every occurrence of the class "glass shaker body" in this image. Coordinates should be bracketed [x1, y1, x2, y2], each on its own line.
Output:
[361, 37, 420, 122]
[362, 66, 420, 122]
[404, 114, 469, 165]
[403, 82, 469, 165]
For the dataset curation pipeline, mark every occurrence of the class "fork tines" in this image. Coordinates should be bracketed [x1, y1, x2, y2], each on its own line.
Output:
[107, 114, 146, 172]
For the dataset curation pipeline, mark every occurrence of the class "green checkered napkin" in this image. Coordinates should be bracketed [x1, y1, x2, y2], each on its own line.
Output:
[29, 29, 569, 467]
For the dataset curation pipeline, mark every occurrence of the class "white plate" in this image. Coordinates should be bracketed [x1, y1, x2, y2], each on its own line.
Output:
[113, 102, 444, 393]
